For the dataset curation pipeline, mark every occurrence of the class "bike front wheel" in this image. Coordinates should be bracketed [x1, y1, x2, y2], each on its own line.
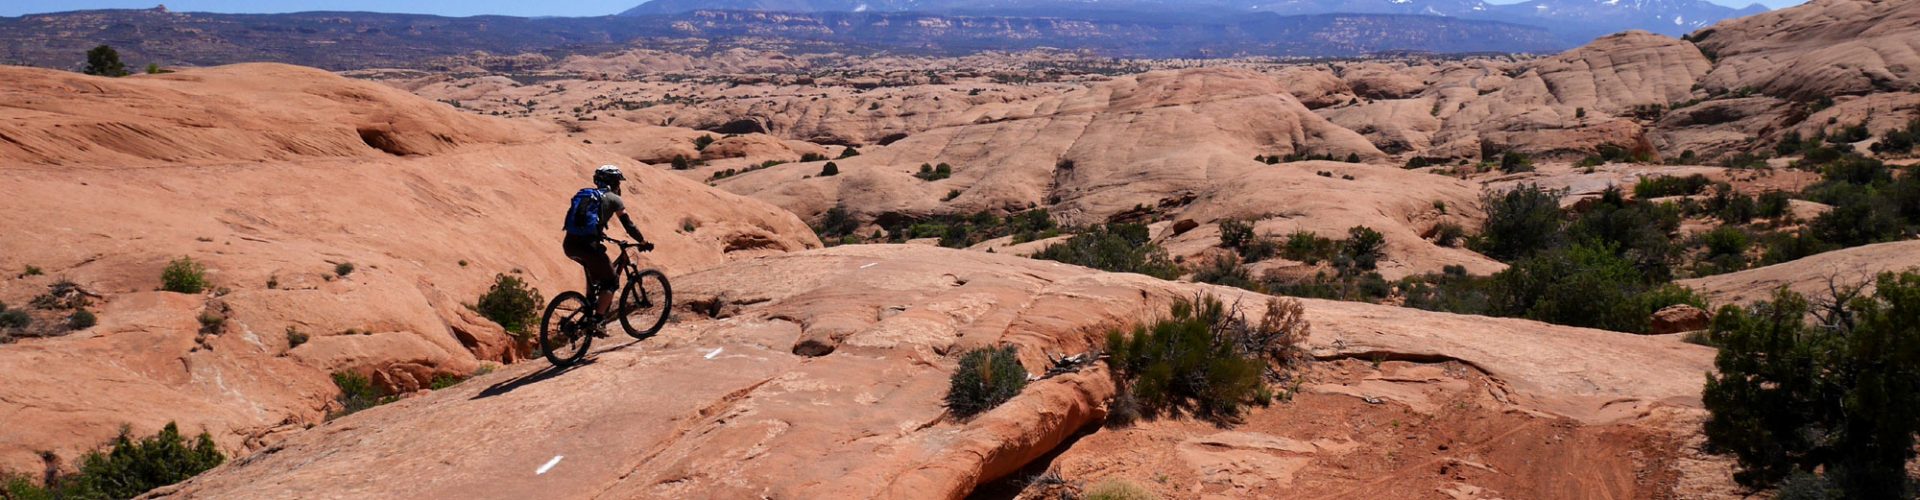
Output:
[618, 269, 673, 339]
[540, 291, 594, 366]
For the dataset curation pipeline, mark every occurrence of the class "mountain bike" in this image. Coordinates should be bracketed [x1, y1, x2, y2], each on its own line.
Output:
[539, 238, 673, 366]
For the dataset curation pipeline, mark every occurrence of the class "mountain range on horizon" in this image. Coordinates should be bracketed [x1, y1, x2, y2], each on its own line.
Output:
[621, 0, 1769, 39]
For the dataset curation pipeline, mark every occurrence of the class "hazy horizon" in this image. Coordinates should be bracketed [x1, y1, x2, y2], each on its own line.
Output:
[1, 0, 1809, 18]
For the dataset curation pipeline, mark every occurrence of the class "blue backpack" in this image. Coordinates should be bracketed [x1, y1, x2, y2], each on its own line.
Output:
[563, 188, 604, 237]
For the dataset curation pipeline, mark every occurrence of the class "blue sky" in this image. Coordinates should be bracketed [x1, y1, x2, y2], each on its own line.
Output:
[0, 0, 1810, 18]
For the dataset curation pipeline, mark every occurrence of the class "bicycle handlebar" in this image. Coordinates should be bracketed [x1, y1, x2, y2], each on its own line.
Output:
[603, 238, 655, 252]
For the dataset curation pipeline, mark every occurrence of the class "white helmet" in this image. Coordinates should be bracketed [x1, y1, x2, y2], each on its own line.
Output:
[593, 164, 625, 187]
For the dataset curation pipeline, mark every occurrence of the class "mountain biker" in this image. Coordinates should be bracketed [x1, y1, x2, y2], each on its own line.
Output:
[564, 165, 652, 330]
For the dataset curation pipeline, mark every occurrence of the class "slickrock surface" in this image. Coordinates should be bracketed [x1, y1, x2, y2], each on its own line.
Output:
[154, 245, 1721, 499]
[0, 64, 819, 476]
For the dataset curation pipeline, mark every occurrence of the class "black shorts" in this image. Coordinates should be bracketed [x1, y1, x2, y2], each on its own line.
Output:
[563, 235, 615, 293]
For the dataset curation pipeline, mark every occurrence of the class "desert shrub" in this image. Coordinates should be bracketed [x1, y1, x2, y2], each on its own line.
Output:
[1400, 265, 1494, 316]
[692, 134, 715, 151]
[1083, 479, 1158, 500]
[1579, 144, 1634, 166]
[1475, 184, 1564, 261]
[67, 310, 96, 330]
[83, 45, 128, 77]
[159, 257, 208, 294]
[799, 152, 828, 163]
[1774, 472, 1841, 500]
[1340, 226, 1386, 272]
[819, 161, 839, 176]
[944, 345, 1028, 419]
[0, 309, 28, 329]
[1104, 296, 1269, 423]
[1809, 193, 1902, 248]
[21, 265, 42, 277]
[1703, 273, 1920, 498]
[1033, 223, 1180, 280]
[1489, 243, 1704, 333]
[285, 327, 308, 349]
[428, 373, 469, 391]
[1216, 219, 1279, 262]
[814, 205, 862, 242]
[837, 146, 860, 159]
[1192, 256, 1258, 291]
[330, 372, 394, 418]
[1633, 174, 1712, 199]
[669, 155, 692, 170]
[333, 262, 355, 277]
[1566, 187, 1683, 281]
[1760, 231, 1832, 265]
[1280, 231, 1339, 264]
[16, 422, 224, 500]
[914, 163, 953, 181]
[1217, 219, 1255, 251]
[474, 274, 542, 337]
[1498, 152, 1533, 174]
[1432, 222, 1466, 248]
[1757, 190, 1794, 219]
[1702, 226, 1751, 259]
[1870, 118, 1919, 155]
[1263, 270, 1390, 302]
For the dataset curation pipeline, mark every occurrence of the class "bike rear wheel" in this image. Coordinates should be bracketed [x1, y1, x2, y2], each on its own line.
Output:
[540, 291, 594, 366]
[618, 269, 673, 339]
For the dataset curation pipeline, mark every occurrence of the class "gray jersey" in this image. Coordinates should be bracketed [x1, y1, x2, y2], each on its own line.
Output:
[597, 189, 626, 231]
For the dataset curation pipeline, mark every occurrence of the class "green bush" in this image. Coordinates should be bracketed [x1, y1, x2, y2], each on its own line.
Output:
[1703, 273, 1920, 498]
[159, 257, 208, 294]
[83, 45, 128, 77]
[333, 262, 355, 277]
[475, 274, 542, 337]
[1264, 270, 1390, 302]
[1104, 296, 1269, 423]
[1489, 243, 1704, 333]
[1475, 184, 1564, 261]
[819, 161, 839, 177]
[8, 422, 225, 499]
[1432, 222, 1466, 248]
[1757, 190, 1793, 219]
[285, 327, 308, 349]
[0, 310, 28, 330]
[944, 345, 1028, 419]
[692, 134, 715, 151]
[1217, 219, 1255, 251]
[1498, 152, 1533, 174]
[67, 310, 96, 330]
[1033, 224, 1181, 280]
[1281, 231, 1339, 264]
[1633, 174, 1712, 198]
[913, 163, 953, 181]
[1192, 256, 1257, 291]
[1340, 226, 1386, 272]
[814, 205, 862, 242]
[837, 146, 860, 159]
[330, 372, 395, 418]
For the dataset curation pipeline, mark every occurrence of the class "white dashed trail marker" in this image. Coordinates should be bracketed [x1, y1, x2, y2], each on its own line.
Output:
[536, 455, 564, 475]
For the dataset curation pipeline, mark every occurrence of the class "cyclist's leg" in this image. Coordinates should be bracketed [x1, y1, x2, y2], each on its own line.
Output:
[564, 237, 617, 316]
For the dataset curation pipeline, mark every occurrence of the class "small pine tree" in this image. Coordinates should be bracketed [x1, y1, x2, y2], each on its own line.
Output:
[820, 161, 839, 177]
[84, 45, 129, 77]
